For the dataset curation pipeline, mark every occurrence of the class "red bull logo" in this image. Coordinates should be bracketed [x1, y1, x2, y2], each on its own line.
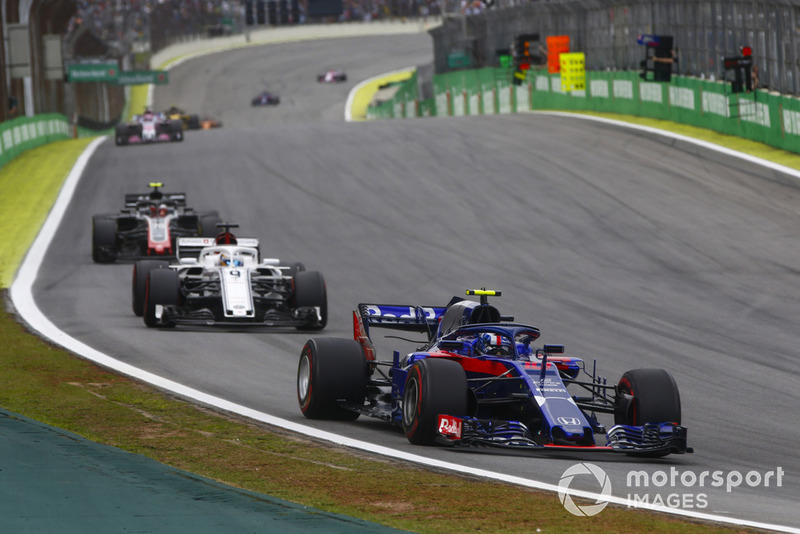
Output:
[437, 415, 462, 439]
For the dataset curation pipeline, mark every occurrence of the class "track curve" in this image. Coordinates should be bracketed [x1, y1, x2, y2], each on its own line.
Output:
[32, 34, 800, 530]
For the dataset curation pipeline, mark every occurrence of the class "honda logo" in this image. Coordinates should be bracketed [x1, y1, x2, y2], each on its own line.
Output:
[557, 417, 582, 426]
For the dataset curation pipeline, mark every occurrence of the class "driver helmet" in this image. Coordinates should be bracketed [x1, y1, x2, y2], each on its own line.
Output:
[157, 204, 168, 217]
[219, 252, 243, 267]
[216, 232, 237, 245]
[480, 332, 513, 356]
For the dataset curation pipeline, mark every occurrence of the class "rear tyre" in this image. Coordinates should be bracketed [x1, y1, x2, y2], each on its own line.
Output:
[402, 358, 468, 445]
[293, 270, 327, 331]
[143, 268, 180, 328]
[92, 216, 117, 263]
[187, 114, 201, 129]
[132, 260, 170, 316]
[297, 338, 366, 420]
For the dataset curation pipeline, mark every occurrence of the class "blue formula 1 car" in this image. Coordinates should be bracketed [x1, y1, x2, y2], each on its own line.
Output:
[297, 289, 691, 457]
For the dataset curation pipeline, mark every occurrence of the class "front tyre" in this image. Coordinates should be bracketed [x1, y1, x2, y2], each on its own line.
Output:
[143, 268, 180, 328]
[297, 338, 366, 420]
[402, 358, 468, 445]
[114, 124, 129, 146]
[615, 368, 681, 426]
[293, 270, 327, 331]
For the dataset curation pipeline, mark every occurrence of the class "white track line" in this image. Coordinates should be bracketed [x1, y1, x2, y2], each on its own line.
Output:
[8, 117, 799, 534]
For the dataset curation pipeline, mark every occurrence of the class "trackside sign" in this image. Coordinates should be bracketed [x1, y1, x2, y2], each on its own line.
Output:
[66, 62, 119, 82]
[116, 70, 169, 85]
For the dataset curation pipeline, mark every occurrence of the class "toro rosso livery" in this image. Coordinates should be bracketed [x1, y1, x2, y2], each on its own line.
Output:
[298, 290, 691, 457]
[133, 224, 327, 330]
[92, 182, 221, 263]
[251, 91, 280, 106]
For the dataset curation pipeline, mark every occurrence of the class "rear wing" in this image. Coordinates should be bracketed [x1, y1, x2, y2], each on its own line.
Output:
[124, 192, 187, 208]
[176, 237, 260, 261]
[357, 303, 447, 340]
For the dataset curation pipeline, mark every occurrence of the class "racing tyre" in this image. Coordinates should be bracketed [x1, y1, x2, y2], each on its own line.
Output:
[199, 213, 221, 237]
[297, 338, 366, 420]
[293, 271, 327, 331]
[402, 358, 468, 446]
[144, 268, 180, 328]
[132, 260, 170, 316]
[187, 114, 201, 129]
[114, 124, 129, 146]
[92, 216, 117, 263]
[170, 125, 184, 142]
[615, 368, 681, 427]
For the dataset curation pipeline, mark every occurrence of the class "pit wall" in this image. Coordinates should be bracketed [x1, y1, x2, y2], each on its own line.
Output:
[368, 68, 800, 155]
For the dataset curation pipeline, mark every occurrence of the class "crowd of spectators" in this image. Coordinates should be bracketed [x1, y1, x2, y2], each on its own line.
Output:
[66, 0, 236, 56]
[337, 0, 445, 21]
[64, 0, 456, 57]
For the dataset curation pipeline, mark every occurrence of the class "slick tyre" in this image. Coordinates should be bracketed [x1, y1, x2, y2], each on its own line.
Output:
[92, 216, 117, 263]
[143, 268, 180, 328]
[403, 358, 468, 446]
[615, 368, 681, 426]
[293, 271, 327, 331]
[170, 122, 184, 142]
[297, 338, 366, 420]
[132, 260, 170, 316]
[114, 124, 129, 146]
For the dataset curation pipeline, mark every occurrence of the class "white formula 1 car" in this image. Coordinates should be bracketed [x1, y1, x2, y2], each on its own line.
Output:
[132, 225, 326, 329]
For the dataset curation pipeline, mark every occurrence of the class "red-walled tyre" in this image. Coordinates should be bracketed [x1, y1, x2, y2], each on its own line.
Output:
[402, 358, 468, 445]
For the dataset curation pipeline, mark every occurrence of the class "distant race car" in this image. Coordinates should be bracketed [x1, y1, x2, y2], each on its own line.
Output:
[164, 106, 222, 130]
[115, 109, 183, 146]
[134, 224, 327, 329]
[297, 289, 691, 457]
[317, 69, 347, 83]
[251, 91, 280, 106]
[91, 182, 221, 263]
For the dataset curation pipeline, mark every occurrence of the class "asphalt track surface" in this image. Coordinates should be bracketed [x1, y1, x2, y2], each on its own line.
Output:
[31, 34, 800, 530]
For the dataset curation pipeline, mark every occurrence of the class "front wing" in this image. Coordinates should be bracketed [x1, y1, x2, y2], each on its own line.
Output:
[153, 303, 323, 328]
[436, 416, 691, 456]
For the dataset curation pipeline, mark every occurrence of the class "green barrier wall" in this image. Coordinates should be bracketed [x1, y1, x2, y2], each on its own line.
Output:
[0, 114, 103, 170]
[369, 67, 800, 156]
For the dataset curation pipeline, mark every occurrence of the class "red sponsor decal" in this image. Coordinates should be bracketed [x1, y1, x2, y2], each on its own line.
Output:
[437, 415, 462, 439]
[352, 311, 375, 361]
